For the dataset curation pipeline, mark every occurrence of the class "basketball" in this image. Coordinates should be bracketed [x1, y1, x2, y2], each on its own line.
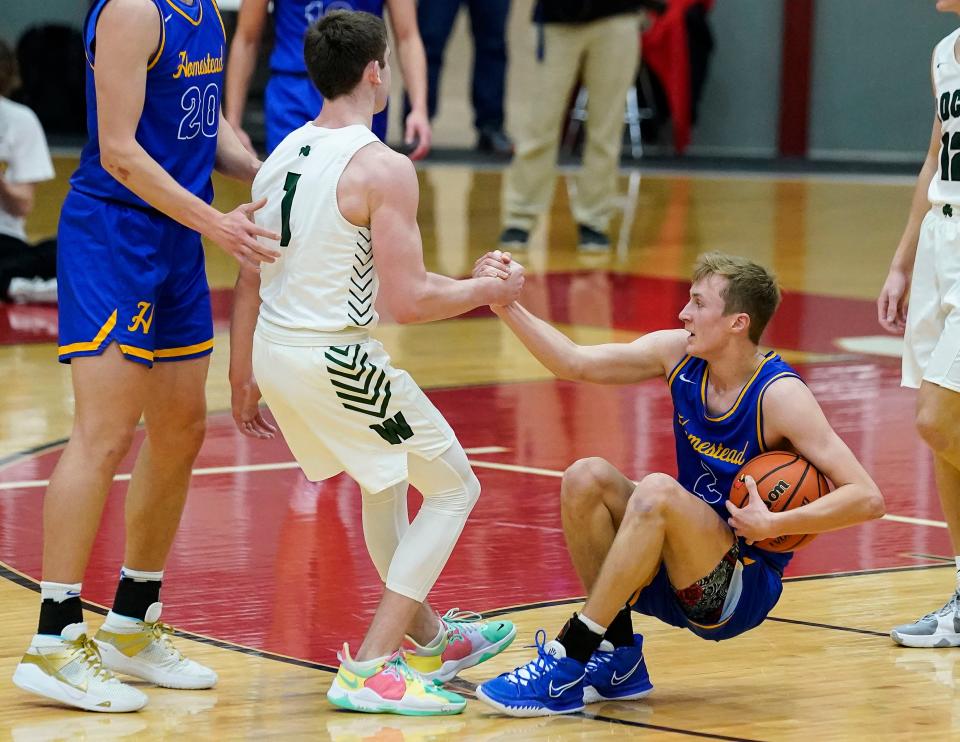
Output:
[729, 452, 831, 552]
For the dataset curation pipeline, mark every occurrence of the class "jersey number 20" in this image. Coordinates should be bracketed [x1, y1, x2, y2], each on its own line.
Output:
[178, 84, 219, 140]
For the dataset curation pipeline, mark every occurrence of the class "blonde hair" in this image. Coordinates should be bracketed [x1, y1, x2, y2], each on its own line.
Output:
[692, 252, 781, 344]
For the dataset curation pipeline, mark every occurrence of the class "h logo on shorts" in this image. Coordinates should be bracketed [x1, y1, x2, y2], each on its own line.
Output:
[127, 302, 155, 334]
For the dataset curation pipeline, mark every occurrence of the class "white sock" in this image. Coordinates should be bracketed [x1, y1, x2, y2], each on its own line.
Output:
[954, 557, 960, 592]
[120, 566, 164, 582]
[350, 654, 391, 673]
[408, 622, 445, 651]
[577, 612, 607, 635]
[40, 581, 82, 603]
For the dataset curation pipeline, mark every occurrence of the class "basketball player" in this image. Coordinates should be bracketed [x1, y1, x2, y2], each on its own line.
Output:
[878, 5, 960, 649]
[229, 11, 522, 715]
[12, 0, 282, 713]
[225, 0, 431, 157]
[472, 252, 884, 716]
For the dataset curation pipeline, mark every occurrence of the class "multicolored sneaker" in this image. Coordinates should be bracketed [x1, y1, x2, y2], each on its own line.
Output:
[405, 608, 517, 683]
[475, 630, 586, 717]
[12, 622, 148, 712]
[583, 634, 653, 703]
[327, 644, 466, 716]
[891, 591, 960, 648]
[94, 603, 217, 689]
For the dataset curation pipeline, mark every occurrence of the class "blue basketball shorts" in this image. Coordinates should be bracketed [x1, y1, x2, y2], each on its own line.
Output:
[631, 541, 785, 641]
[56, 189, 214, 368]
[264, 71, 388, 153]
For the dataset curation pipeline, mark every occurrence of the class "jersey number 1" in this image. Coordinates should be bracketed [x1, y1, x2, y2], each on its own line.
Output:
[280, 172, 301, 247]
[941, 132, 960, 181]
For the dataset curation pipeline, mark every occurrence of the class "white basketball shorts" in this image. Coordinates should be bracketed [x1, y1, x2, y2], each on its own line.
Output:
[253, 335, 456, 493]
[903, 207, 960, 393]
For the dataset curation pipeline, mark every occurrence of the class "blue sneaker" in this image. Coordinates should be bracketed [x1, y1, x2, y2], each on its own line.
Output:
[583, 634, 653, 704]
[475, 630, 586, 717]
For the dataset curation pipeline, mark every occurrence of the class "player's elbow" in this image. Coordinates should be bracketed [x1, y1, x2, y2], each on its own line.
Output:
[99, 142, 137, 184]
[388, 300, 421, 325]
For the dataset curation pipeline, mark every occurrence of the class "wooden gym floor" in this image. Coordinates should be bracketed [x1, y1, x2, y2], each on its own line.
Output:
[0, 158, 957, 740]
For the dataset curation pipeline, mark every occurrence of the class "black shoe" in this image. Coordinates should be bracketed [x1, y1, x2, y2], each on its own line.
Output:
[478, 128, 514, 157]
[577, 224, 610, 252]
[499, 227, 529, 250]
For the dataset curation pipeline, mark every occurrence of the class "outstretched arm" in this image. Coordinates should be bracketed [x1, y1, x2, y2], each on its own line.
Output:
[367, 150, 521, 321]
[491, 301, 688, 385]
[727, 377, 885, 542]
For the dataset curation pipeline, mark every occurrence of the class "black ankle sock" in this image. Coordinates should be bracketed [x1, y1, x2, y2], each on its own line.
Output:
[38, 597, 83, 635]
[556, 613, 604, 664]
[603, 606, 634, 648]
[112, 577, 161, 620]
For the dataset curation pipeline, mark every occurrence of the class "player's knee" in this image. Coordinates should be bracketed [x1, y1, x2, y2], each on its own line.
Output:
[423, 471, 481, 518]
[915, 404, 956, 455]
[624, 474, 675, 525]
[463, 469, 482, 512]
[151, 411, 207, 457]
[561, 457, 613, 505]
[75, 425, 137, 468]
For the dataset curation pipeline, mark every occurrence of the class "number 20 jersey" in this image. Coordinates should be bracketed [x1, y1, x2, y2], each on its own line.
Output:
[70, 0, 226, 208]
[929, 27, 960, 206]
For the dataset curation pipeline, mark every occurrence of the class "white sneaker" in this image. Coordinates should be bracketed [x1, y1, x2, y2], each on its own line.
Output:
[8, 277, 57, 304]
[12, 622, 148, 712]
[95, 603, 217, 689]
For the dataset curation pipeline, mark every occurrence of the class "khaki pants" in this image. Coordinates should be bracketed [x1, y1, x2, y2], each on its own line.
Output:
[503, 14, 641, 235]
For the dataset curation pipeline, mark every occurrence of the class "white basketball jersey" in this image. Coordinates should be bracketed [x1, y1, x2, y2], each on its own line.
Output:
[253, 123, 381, 341]
[929, 28, 960, 206]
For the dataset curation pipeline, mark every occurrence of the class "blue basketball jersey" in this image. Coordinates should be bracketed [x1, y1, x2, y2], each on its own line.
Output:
[70, 0, 226, 208]
[668, 351, 802, 573]
[270, 0, 386, 74]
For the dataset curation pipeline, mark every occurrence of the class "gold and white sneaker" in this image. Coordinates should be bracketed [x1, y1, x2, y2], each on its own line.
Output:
[12, 622, 148, 712]
[95, 603, 217, 690]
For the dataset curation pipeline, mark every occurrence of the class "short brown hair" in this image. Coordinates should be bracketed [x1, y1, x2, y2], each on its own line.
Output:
[0, 38, 19, 98]
[692, 252, 781, 344]
[304, 11, 387, 101]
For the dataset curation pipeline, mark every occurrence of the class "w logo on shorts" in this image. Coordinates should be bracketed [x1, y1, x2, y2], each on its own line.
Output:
[325, 345, 392, 419]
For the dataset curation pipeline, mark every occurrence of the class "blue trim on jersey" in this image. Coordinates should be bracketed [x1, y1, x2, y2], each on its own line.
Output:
[70, 0, 225, 208]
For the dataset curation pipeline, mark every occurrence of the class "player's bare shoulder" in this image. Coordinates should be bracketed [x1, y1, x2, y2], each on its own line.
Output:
[338, 142, 417, 224]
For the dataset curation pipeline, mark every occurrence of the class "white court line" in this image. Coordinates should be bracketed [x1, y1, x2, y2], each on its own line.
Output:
[881, 514, 947, 529]
[499, 522, 564, 534]
[0, 446, 511, 491]
[467, 461, 564, 478]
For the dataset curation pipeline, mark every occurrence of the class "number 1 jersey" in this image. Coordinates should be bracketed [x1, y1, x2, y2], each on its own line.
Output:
[930, 27, 960, 206]
[70, 0, 226, 208]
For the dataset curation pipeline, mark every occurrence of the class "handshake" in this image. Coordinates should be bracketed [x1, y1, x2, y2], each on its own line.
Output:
[471, 250, 525, 308]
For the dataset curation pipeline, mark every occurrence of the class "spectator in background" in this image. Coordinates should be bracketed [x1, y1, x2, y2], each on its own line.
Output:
[416, 0, 513, 156]
[226, 0, 432, 158]
[0, 38, 57, 304]
[500, 0, 643, 252]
